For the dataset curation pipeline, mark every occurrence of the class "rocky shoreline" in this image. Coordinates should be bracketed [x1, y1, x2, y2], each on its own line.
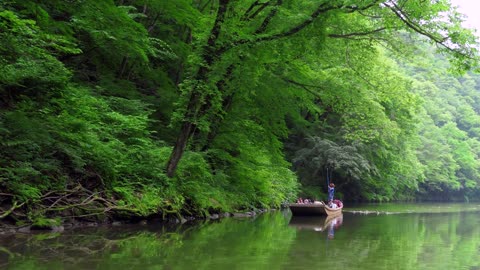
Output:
[0, 208, 274, 235]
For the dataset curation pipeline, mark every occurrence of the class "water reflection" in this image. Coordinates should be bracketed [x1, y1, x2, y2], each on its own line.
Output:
[288, 214, 343, 239]
[0, 213, 297, 270]
[1, 206, 480, 270]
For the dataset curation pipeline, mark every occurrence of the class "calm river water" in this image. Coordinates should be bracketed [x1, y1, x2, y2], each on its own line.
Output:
[1, 203, 480, 270]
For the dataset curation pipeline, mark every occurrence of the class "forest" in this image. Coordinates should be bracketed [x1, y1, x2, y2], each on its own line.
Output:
[1, 0, 480, 226]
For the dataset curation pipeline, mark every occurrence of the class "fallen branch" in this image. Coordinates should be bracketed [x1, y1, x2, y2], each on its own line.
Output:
[0, 201, 25, 219]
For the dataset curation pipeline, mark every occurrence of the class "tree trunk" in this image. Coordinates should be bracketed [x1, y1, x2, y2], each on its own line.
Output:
[165, 0, 230, 177]
[166, 121, 194, 177]
[117, 56, 128, 78]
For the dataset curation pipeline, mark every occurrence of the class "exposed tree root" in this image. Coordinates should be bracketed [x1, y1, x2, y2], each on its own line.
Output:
[0, 183, 162, 224]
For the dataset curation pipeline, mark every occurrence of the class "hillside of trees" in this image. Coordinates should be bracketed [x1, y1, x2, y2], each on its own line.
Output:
[1, 0, 479, 226]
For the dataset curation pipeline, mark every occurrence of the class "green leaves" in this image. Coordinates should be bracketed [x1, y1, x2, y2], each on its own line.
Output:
[72, 1, 153, 62]
[293, 137, 374, 187]
[0, 10, 73, 93]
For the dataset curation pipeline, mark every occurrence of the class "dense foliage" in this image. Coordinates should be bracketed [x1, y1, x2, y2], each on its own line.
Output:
[0, 0, 479, 224]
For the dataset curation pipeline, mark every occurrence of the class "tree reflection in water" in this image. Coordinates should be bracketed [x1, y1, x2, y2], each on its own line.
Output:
[2, 208, 480, 270]
[0, 212, 297, 269]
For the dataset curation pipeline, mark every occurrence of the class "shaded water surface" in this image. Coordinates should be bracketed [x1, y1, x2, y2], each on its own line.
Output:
[1, 203, 480, 269]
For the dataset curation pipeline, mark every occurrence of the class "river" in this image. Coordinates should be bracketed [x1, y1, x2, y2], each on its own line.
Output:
[1, 203, 480, 269]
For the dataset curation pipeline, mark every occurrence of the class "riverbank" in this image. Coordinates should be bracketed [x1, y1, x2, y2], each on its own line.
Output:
[0, 207, 274, 235]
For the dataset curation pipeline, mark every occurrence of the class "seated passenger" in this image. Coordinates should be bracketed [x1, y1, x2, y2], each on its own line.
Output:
[329, 201, 337, 209]
[333, 199, 343, 208]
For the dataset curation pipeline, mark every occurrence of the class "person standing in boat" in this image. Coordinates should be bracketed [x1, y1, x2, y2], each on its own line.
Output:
[328, 182, 335, 202]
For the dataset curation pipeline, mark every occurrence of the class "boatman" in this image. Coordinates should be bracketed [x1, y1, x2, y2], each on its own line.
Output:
[328, 182, 335, 202]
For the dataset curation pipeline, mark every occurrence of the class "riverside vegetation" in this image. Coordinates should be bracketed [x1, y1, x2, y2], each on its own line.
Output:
[1, 0, 480, 227]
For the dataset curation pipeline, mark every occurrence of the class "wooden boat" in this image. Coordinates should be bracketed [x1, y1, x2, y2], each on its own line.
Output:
[289, 201, 343, 216]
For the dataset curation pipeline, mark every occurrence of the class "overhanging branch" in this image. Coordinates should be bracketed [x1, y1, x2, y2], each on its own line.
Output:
[254, 0, 282, 34]
[383, 1, 456, 53]
[219, 0, 382, 54]
[242, 0, 271, 21]
[279, 76, 324, 98]
[328, 27, 387, 38]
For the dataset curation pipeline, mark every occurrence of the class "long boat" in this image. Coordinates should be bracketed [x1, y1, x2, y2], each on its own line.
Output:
[289, 201, 343, 216]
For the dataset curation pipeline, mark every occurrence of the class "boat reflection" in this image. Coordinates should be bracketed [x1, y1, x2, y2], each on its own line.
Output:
[289, 214, 343, 238]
